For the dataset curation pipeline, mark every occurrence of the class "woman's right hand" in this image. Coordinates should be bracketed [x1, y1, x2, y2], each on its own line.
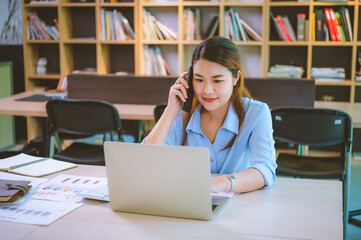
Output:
[166, 71, 190, 115]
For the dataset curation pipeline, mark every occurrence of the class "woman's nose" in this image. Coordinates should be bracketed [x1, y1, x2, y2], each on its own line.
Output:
[203, 83, 214, 94]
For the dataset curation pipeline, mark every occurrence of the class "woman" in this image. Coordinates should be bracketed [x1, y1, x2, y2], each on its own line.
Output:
[144, 36, 277, 194]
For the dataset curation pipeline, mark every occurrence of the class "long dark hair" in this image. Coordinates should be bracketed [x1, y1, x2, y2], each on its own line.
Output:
[182, 36, 251, 150]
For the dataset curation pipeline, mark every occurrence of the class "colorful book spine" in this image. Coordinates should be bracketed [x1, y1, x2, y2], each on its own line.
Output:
[276, 15, 292, 41]
[297, 13, 306, 41]
[329, 8, 341, 42]
[324, 8, 337, 41]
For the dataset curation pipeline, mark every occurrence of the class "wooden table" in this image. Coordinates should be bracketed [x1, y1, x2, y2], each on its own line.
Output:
[0, 91, 156, 120]
[1, 165, 342, 240]
[0, 165, 342, 240]
[0, 92, 156, 140]
[315, 101, 361, 128]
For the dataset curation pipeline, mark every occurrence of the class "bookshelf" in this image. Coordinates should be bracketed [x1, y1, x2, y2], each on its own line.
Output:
[267, 0, 359, 103]
[21, 0, 361, 140]
[22, 0, 138, 140]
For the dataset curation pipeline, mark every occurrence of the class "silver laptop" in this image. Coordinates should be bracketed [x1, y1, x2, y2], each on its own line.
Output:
[104, 142, 232, 220]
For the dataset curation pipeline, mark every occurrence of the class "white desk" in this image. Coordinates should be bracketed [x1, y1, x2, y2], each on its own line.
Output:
[1, 165, 342, 240]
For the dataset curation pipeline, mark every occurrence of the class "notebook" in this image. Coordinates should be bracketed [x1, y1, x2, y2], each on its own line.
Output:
[0, 153, 77, 177]
[104, 142, 233, 220]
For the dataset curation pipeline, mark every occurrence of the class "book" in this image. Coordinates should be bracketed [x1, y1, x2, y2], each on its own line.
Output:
[315, 9, 324, 41]
[235, 12, 247, 41]
[338, 8, 350, 41]
[270, 12, 287, 41]
[324, 8, 337, 41]
[0, 153, 77, 177]
[276, 15, 292, 41]
[229, 8, 240, 41]
[204, 16, 219, 39]
[281, 16, 296, 41]
[239, 19, 262, 41]
[342, 7, 353, 41]
[334, 11, 346, 42]
[297, 13, 306, 41]
[329, 8, 341, 42]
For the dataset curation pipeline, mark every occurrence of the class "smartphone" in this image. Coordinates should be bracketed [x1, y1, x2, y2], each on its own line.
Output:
[181, 66, 194, 113]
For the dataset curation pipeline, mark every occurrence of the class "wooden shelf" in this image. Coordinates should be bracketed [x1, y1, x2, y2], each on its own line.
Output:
[142, 40, 179, 45]
[269, 2, 310, 7]
[27, 74, 61, 79]
[61, 3, 97, 7]
[315, 80, 353, 86]
[183, 2, 221, 7]
[268, 41, 309, 46]
[21, 0, 361, 103]
[62, 39, 97, 44]
[141, 2, 179, 7]
[26, 40, 60, 44]
[312, 42, 354, 46]
[222, 2, 266, 7]
[100, 3, 135, 7]
[100, 40, 136, 44]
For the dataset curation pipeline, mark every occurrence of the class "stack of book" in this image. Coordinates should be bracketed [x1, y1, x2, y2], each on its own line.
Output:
[143, 9, 177, 40]
[268, 65, 304, 79]
[224, 8, 262, 41]
[184, 8, 202, 40]
[270, 12, 298, 41]
[144, 45, 171, 76]
[27, 12, 59, 40]
[311, 67, 346, 82]
[314, 7, 352, 42]
[100, 9, 135, 41]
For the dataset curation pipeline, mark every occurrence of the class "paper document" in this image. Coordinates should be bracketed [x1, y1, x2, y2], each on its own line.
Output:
[212, 192, 235, 198]
[47, 174, 107, 190]
[0, 199, 82, 225]
[31, 184, 83, 203]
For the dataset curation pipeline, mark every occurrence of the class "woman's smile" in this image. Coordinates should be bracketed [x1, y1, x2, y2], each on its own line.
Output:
[203, 97, 218, 102]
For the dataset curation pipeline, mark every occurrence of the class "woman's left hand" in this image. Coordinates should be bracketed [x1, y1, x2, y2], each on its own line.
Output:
[211, 175, 231, 193]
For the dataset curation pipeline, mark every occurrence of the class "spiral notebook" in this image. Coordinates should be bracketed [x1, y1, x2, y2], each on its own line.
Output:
[0, 153, 77, 177]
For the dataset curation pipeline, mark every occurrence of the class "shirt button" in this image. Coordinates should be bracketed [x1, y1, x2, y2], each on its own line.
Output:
[210, 158, 214, 162]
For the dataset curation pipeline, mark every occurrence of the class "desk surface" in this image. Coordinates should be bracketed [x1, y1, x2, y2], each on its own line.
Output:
[315, 101, 361, 128]
[1, 165, 342, 240]
[0, 91, 156, 120]
[1, 92, 361, 127]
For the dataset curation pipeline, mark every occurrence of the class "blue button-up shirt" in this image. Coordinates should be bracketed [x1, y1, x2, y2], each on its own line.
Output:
[164, 98, 277, 187]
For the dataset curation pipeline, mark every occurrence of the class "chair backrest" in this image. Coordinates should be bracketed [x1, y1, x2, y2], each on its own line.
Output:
[46, 99, 123, 138]
[271, 107, 353, 149]
[154, 103, 167, 123]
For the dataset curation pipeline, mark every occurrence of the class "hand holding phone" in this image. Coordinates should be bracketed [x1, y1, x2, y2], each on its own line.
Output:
[181, 66, 194, 113]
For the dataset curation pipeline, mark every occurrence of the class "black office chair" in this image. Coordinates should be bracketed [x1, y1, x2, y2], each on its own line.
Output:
[154, 103, 167, 123]
[271, 107, 352, 239]
[46, 99, 125, 166]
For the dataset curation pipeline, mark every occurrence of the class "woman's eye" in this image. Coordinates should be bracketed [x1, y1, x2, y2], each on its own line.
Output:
[195, 78, 203, 82]
[214, 80, 223, 83]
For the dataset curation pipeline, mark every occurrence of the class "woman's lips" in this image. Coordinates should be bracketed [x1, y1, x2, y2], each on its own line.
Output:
[203, 97, 217, 102]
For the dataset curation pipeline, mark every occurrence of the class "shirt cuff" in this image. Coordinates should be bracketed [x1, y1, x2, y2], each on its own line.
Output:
[250, 162, 277, 188]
